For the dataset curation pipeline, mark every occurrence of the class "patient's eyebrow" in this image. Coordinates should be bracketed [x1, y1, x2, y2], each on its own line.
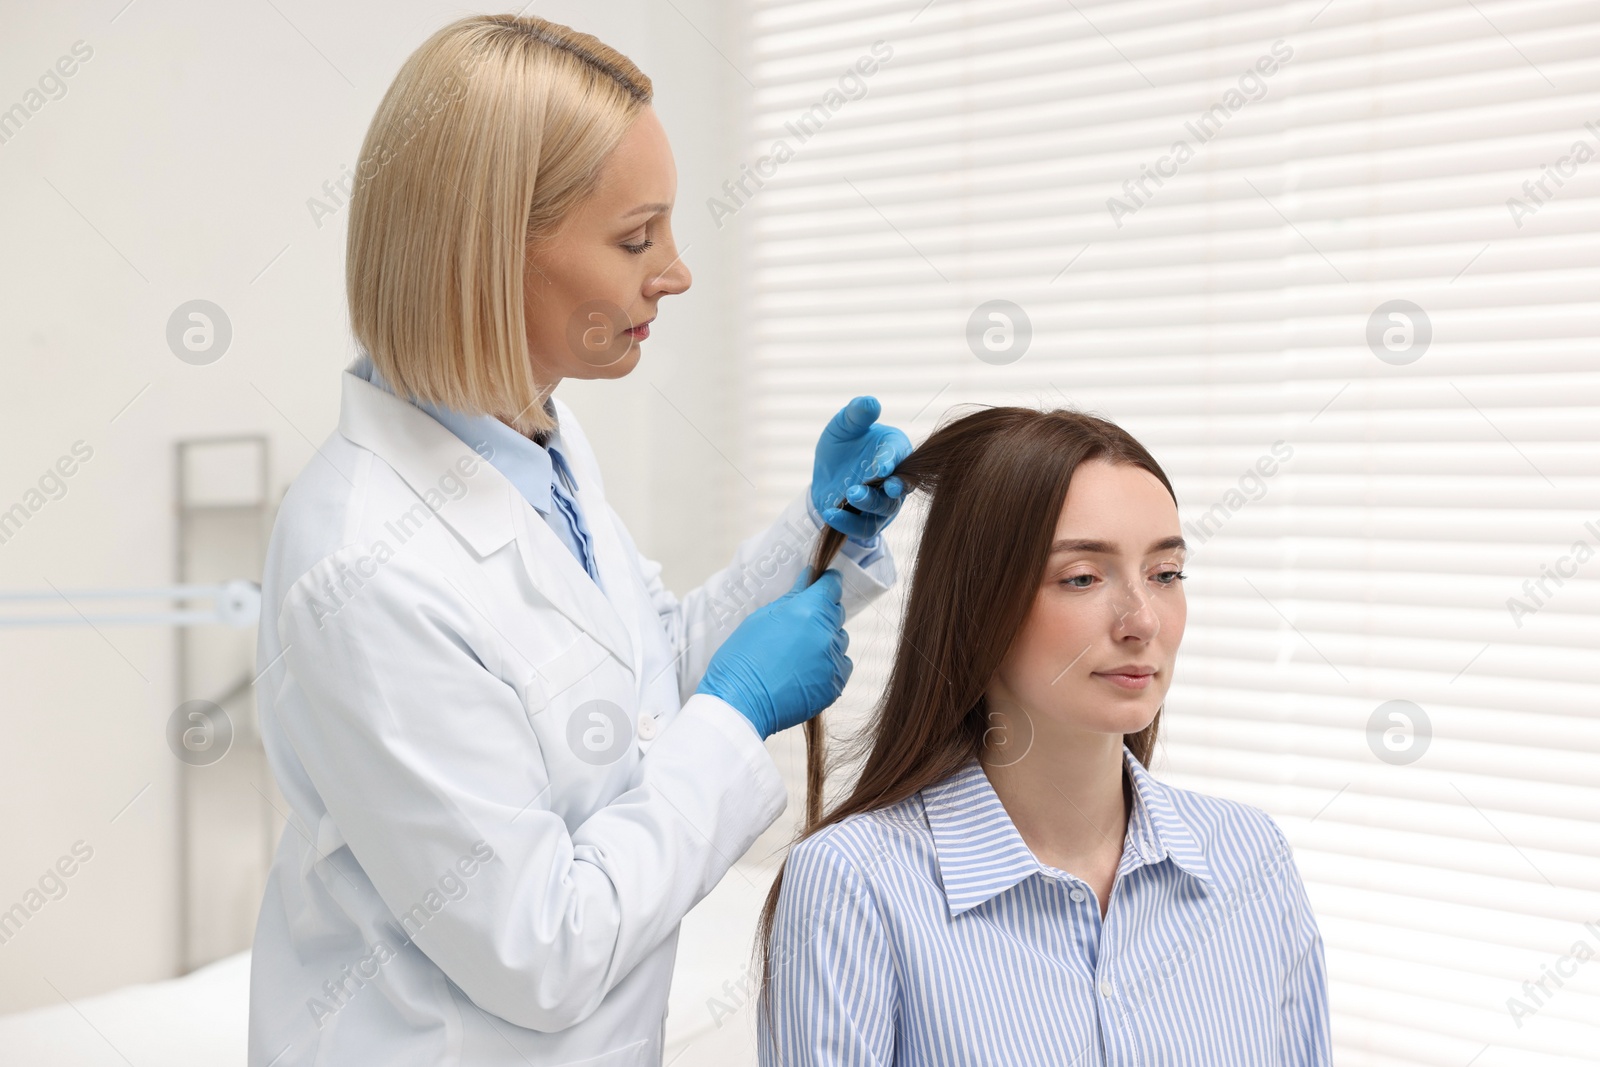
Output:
[1050, 535, 1187, 556]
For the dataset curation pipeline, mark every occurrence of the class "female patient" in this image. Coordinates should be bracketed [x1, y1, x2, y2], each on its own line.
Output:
[757, 406, 1331, 1065]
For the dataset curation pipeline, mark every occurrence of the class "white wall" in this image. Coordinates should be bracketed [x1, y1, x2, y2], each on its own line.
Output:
[0, 0, 753, 1012]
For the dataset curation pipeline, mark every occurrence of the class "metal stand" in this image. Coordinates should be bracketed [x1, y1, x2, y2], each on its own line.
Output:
[174, 435, 278, 973]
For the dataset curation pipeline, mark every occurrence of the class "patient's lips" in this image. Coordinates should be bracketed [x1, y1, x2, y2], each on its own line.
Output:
[1092, 664, 1156, 690]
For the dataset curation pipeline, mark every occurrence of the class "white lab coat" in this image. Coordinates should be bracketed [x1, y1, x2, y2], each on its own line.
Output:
[247, 366, 896, 1065]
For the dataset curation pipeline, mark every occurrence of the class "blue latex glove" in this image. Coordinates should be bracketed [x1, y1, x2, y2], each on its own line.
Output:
[811, 396, 913, 544]
[695, 566, 851, 740]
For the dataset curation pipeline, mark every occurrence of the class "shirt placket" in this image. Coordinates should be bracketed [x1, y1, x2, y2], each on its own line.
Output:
[1051, 835, 1156, 1065]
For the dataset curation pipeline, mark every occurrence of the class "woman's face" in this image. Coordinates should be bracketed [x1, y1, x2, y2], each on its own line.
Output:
[523, 105, 691, 386]
[985, 459, 1187, 760]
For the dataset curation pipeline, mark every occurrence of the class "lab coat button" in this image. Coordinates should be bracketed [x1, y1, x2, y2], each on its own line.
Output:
[637, 713, 657, 741]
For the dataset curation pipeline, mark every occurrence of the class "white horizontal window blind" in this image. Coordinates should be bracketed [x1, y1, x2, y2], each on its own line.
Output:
[736, 0, 1600, 1062]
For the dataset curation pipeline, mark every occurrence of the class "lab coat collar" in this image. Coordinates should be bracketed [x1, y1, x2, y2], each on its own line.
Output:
[337, 364, 514, 556]
[336, 359, 635, 669]
[354, 352, 567, 520]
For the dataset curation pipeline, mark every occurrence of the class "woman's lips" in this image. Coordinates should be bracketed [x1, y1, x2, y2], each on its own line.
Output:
[624, 321, 650, 341]
[1093, 670, 1154, 690]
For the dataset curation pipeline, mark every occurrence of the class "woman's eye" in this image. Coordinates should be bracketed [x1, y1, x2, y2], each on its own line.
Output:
[622, 237, 654, 254]
[1060, 574, 1096, 589]
[1154, 569, 1188, 585]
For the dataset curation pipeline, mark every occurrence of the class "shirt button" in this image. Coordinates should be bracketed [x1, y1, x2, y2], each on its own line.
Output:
[637, 713, 657, 741]
[1099, 977, 1113, 998]
[1069, 888, 1086, 904]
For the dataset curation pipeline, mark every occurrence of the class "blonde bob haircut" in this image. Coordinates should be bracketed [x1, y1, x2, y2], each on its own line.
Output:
[347, 14, 652, 438]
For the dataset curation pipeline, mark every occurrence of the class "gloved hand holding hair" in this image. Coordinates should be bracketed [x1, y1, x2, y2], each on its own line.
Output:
[695, 566, 852, 741]
[810, 396, 912, 544]
[699, 395, 916, 825]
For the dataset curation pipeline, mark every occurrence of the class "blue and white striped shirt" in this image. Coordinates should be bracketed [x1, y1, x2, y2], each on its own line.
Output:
[760, 745, 1330, 1065]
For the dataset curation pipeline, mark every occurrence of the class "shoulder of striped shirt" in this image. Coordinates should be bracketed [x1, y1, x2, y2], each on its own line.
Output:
[1153, 776, 1292, 854]
[1150, 777, 1309, 908]
[786, 794, 929, 880]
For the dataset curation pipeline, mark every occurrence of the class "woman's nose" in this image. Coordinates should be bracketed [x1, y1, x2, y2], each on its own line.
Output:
[1110, 585, 1161, 642]
[650, 244, 692, 297]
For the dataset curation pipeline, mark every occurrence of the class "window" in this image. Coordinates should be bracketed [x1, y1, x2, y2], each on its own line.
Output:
[737, 1, 1600, 1060]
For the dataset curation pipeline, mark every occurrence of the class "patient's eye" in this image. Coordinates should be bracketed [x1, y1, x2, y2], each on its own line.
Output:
[1154, 569, 1187, 585]
[1059, 573, 1096, 589]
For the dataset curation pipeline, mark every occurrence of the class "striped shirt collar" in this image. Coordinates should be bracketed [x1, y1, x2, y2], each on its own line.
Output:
[919, 745, 1215, 918]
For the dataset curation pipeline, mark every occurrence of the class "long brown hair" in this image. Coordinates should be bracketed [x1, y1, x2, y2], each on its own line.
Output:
[763, 404, 1177, 1009]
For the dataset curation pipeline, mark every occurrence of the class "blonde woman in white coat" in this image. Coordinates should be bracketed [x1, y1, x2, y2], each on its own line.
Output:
[247, 15, 911, 1067]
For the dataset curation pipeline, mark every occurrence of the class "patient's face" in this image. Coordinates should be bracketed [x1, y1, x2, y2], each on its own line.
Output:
[986, 459, 1186, 752]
